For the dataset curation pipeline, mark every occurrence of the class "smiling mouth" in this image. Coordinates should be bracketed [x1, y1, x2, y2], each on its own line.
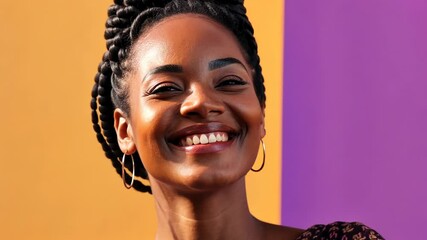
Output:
[168, 123, 238, 149]
[179, 132, 230, 147]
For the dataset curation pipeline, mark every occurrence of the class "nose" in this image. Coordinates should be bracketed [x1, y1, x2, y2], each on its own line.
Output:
[180, 85, 225, 118]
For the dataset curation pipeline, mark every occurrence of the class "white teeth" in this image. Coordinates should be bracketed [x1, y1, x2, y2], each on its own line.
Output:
[193, 135, 200, 145]
[180, 132, 230, 146]
[222, 133, 228, 141]
[200, 134, 209, 144]
[208, 134, 217, 143]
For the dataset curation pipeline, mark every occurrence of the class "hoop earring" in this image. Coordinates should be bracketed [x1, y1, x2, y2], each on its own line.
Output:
[121, 152, 135, 189]
[251, 139, 265, 172]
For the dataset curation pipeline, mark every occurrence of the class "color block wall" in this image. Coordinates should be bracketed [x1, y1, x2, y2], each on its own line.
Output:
[0, 0, 284, 239]
[4, 0, 424, 239]
[282, 1, 427, 239]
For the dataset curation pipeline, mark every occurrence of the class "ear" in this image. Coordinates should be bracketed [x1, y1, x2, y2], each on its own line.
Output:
[114, 108, 137, 154]
[260, 108, 266, 138]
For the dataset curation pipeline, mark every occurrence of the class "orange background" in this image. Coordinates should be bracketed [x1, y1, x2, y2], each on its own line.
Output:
[0, 0, 284, 239]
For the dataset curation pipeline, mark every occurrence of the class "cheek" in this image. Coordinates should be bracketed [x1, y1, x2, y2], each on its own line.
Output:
[234, 95, 264, 133]
[130, 102, 175, 162]
[131, 98, 172, 138]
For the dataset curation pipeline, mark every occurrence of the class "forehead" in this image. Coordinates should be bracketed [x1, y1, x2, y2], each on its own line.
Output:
[131, 14, 247, 74]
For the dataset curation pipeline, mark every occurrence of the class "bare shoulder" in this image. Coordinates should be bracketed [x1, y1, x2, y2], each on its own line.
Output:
[262, 221, 305, 240]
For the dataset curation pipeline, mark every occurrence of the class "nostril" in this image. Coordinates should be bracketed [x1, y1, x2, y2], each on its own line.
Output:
[180, 101, 224, 118]
[179, 91, 225, 118]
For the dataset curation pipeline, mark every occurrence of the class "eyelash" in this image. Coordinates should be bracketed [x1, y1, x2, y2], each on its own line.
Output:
[216, 77, 248, 88]
[146, 82, 182, 95]
[145, 76, 247, 96]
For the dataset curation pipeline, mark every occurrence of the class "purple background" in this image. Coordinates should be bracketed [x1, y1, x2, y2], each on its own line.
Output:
[281, 0, 427, 239]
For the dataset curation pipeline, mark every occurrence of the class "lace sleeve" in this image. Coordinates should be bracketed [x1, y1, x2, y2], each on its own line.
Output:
[296, 221, 385, 240]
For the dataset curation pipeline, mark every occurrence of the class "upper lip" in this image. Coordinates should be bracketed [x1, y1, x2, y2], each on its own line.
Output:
[167, 122, 238, 143]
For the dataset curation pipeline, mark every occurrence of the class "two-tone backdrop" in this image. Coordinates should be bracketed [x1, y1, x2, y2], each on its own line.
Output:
[1, 0, 425, 239]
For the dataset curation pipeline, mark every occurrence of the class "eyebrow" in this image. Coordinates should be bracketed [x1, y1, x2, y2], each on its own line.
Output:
[142, 57, 247, 82]
[142, 64, 183, 82]
[208, 57, 247, 71]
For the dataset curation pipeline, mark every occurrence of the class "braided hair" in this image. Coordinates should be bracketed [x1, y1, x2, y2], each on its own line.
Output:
[91, 0, 266, 193]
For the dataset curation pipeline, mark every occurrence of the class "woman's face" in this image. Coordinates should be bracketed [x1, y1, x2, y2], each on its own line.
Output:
[115, 14, 265, 193]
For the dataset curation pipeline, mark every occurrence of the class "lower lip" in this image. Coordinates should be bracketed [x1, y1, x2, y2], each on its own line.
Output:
[173, 140, 234, 154]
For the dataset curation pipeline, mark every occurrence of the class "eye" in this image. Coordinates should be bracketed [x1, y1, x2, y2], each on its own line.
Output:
[145, 82, 182, 96]
[216, 76, 248, 90]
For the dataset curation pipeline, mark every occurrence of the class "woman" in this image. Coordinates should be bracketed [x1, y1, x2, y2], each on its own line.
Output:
[91, 0, 384, 239]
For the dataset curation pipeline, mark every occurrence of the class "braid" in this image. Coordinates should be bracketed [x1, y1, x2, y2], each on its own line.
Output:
[91, 0, 265, 193]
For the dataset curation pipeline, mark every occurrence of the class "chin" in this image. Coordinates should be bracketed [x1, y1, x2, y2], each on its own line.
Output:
[168, 166, 247, 194]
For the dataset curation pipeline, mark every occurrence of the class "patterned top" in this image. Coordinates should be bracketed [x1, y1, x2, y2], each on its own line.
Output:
[296, 222, 385, 240]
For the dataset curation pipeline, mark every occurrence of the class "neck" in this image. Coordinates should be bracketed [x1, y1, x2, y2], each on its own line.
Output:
[151, 178, 265, 240]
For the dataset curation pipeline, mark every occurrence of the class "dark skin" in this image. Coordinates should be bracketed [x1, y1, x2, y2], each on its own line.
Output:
[114, 14, 304, 240]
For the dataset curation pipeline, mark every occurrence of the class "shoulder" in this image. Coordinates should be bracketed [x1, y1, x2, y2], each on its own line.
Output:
[261, 221, 305, 240]
[296, 221, 384, 240]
